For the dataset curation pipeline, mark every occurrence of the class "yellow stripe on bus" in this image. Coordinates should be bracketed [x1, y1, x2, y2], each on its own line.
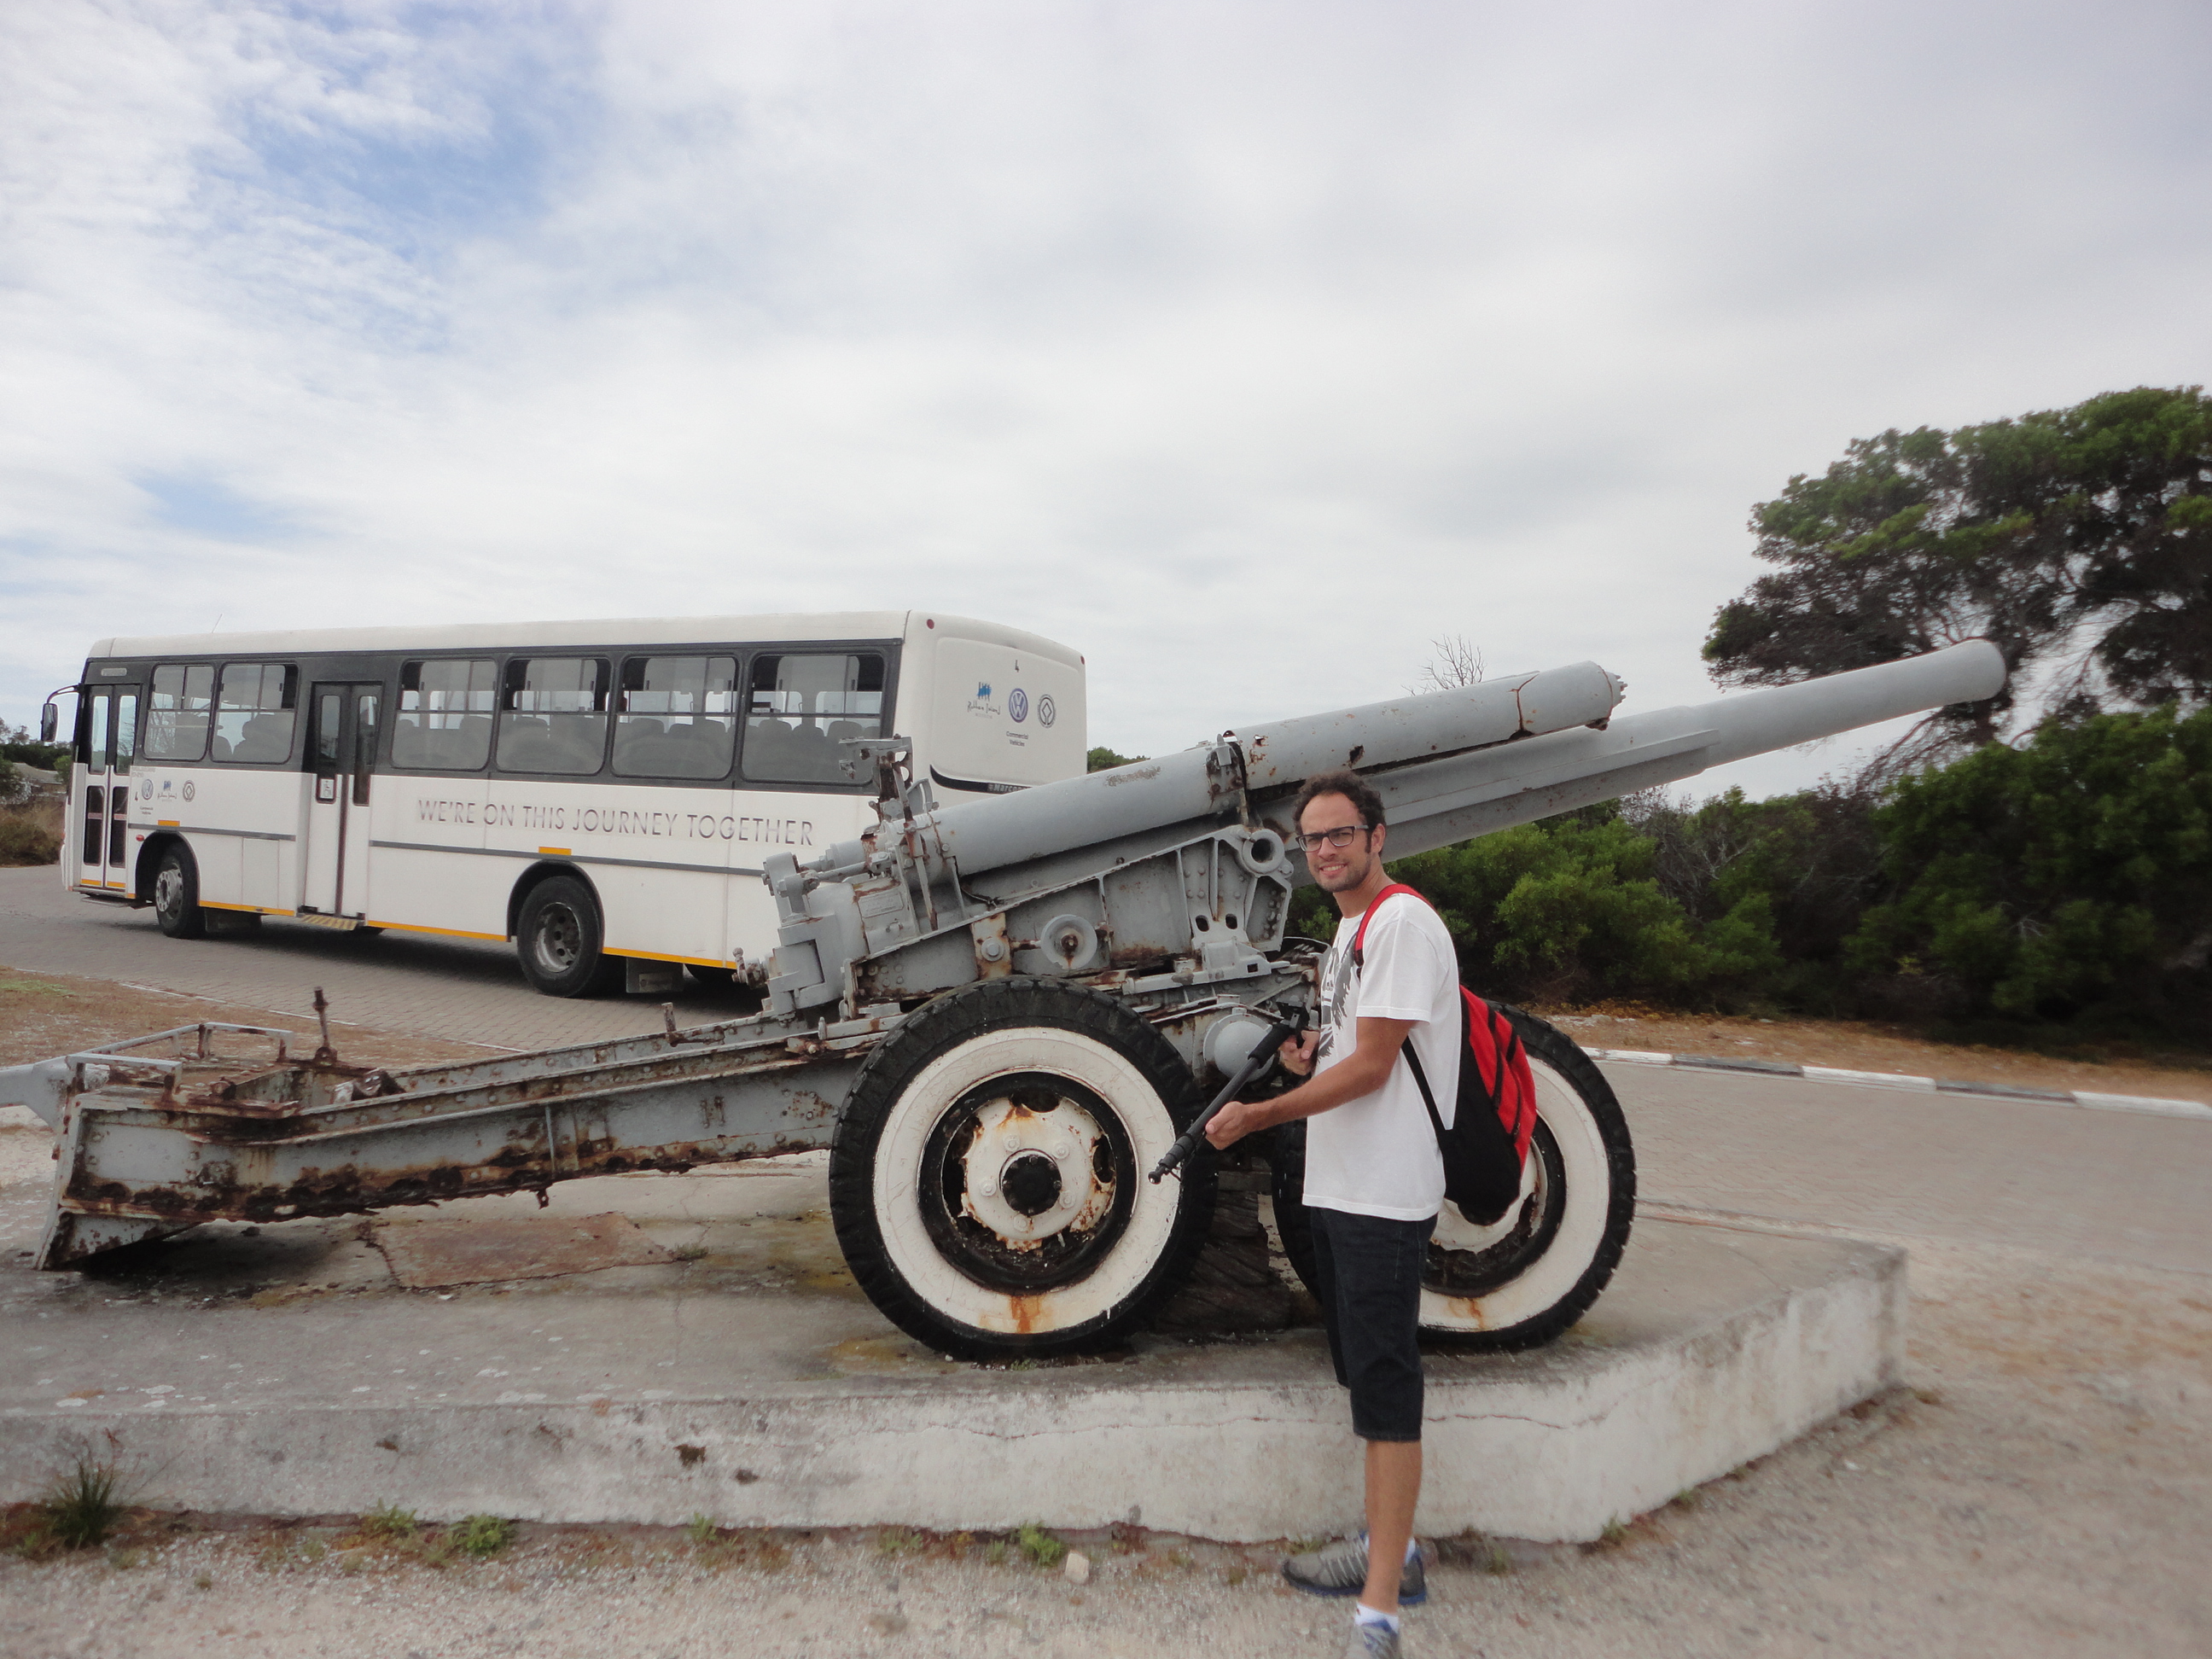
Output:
[603, 947, 736, 969]
[366, 920, 509, 942]
[538, 846, 571, 855]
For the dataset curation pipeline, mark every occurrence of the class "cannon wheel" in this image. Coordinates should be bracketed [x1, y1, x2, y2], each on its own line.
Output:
[1272, 1008, 1635, 1351]
[830, 977, 1217, 1359]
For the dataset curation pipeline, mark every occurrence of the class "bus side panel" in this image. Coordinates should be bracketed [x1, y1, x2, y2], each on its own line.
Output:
[483, 778, 733, 965]
[368, 771, 498, 936]
[131, 762, 308, 913]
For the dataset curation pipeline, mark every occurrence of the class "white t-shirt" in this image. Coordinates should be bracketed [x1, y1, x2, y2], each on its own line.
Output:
[1301, 888, 1463, 1222]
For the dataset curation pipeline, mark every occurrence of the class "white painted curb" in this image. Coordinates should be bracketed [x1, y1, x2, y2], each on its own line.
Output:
[1587, 1048, 2210, 1121]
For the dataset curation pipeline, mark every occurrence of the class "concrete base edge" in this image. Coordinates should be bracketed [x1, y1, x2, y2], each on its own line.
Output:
[1, 1222, 1904, 1545]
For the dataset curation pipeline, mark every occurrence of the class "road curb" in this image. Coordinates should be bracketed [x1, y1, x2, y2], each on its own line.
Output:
[1586, 1048, 2212, 1121]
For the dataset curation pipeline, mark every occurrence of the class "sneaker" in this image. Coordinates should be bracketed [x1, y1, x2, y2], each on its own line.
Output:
[1280, 1534, 1429, 1605]
[1343, 1621, 1401, 1658]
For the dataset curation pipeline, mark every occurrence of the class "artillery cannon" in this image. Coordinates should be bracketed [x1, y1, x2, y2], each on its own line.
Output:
[3, 640, 2005, 1359]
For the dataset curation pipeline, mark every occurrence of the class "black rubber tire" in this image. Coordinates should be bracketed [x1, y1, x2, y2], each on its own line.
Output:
[1272, 1006, 1635, 1353]
[515, 874, 623, 998]
[830, 977, 1217, 1360]
[150, 844, 207, 940]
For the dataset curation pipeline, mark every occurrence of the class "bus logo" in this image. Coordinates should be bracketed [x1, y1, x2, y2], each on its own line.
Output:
[975, 681, 992, 699]
[1009, 688, 1028, 724]
[1038, 696, 1056, 727]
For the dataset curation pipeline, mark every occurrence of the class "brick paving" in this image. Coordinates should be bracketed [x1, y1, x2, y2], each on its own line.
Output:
[0, 866, 739, 1052]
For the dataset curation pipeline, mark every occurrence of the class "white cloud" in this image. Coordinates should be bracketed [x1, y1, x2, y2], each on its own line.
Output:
[3, 0, 2208, 800]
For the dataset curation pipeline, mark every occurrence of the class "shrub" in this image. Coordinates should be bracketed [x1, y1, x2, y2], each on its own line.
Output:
[0, 798, 62, 865]
[1847, 707, 2212, 1027]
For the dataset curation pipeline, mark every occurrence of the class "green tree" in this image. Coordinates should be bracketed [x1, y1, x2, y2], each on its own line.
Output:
[1845, 707, 2212, 1025]
[1704, 386, 2212, 769]
[1086, 747, 1145, 772]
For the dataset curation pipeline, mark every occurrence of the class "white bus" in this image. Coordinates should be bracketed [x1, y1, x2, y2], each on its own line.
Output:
[53, 612, 1088, 997]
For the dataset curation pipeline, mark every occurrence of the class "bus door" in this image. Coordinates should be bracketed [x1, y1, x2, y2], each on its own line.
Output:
[76, 681, 139, 894]
[300, 683, 381, 919]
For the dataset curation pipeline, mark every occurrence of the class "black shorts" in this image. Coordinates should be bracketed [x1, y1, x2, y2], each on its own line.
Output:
[1308, 1206, 1436, 1442]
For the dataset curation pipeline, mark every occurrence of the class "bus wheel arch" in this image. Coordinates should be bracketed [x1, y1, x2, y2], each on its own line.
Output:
[511, 864, 622, 998]
[145, 838, 207, 940]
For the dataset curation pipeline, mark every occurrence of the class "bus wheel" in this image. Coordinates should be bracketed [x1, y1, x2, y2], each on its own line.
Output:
[516, 874, 622, 998]
[1272, 1008, 1635, 1353]
[150, 845, 207, 940]
[829, 978, 1216, 1359]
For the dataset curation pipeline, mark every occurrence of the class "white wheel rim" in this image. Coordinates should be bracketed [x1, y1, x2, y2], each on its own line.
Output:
[872, 1026, 1185, 1339]
[1417, 1051, 1613, 1332]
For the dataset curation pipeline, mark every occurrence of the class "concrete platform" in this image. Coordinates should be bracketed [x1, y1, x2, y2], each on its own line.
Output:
[0, 1141, 1902, 1544]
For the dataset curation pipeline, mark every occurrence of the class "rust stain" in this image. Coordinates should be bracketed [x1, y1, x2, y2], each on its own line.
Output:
[1447, 1295, 1489, 1330]
[1008, 1295, 1040, 1335]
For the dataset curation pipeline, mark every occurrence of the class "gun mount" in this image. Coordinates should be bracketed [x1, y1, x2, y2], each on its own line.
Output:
[3, 641, 2005, 1359]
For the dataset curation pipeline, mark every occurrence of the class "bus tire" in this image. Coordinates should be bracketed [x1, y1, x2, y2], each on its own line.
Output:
[1271, 1007, 1635, 1353]
[515, 873, 623, 998]
[150, 844, 207, 940]
[829, 977, 1216, 1360]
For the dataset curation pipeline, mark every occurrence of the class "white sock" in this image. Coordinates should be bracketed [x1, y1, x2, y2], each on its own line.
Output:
[1357, 1531, 1422, 1566]
[1354, 1604, 1401, 1633]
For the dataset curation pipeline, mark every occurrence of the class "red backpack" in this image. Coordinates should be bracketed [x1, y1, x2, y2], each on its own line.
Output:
[1351, 882, 1539, 1226]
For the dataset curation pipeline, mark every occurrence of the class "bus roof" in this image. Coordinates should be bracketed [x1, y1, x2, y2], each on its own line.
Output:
[87, 611, 1081, 665]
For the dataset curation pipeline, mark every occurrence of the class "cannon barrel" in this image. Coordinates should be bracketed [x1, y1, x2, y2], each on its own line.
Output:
[809, 661, 1623, 882]
[1347, 638, 2007, 861]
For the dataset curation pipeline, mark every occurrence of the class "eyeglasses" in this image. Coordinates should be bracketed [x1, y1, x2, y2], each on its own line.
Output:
[1297, 824, 1371, 852]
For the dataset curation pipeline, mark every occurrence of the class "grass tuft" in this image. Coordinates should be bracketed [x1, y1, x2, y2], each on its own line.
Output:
[685, 1513, 719, 1545]
[453, 1515, 515, 1558]
[27, 1457, 127, 1552]
[359, 1502, 418, 1540]
[1015, 1522, 1066, 1569]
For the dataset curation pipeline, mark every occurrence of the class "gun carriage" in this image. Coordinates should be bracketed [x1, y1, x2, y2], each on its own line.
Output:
[3, 642, 2005, 1358]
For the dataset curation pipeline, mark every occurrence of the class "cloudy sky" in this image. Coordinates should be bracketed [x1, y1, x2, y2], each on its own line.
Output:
[4, 0, 2208, 798]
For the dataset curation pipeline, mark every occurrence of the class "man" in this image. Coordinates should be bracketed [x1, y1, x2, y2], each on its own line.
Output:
[1207, 768, 1460, 1659]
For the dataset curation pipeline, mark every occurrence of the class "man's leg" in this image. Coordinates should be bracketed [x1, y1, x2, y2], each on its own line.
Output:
[1360, 1439, 1423, 1610]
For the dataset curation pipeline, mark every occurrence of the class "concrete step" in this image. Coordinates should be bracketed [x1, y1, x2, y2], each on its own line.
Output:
[1, 1152, 1901, 1543]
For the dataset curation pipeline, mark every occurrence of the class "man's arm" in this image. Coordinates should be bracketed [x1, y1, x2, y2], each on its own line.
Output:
[1203, 1016, 1417, 1150]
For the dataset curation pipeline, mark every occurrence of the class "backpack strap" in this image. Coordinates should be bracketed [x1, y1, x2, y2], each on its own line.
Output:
[1348, 882, 1448, 1135]
[1349, 882, 1427, 971]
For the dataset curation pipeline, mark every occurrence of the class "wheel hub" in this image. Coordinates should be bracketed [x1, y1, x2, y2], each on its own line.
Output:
[535, 905, 581, 972]
[958, 1092, 1109, 1247]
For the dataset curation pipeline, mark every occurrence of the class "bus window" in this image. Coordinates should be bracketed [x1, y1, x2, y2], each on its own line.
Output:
[395, 660, 496, 770]
[614, 655, 737, 780]
[114, 689, 138, 775]
[742, 653, 885, 785]
[214, 664, 297, 763]
[497, 658, 609, 776]
[145, 665, 214, 761]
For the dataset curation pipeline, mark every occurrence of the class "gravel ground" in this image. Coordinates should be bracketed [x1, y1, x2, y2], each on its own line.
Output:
[5, 1229, 2207, 1659]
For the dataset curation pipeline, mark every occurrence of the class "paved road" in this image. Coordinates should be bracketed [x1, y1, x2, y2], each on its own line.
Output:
[0, 865, 736, 1051]
[5, 862, 2209, 1275]
[1605, 1063, 2211, 1278]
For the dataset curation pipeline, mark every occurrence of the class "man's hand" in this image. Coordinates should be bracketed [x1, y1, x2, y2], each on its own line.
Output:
[1205, 1097, 1271, 1151]
[1278, 1029, 1318, 1077]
